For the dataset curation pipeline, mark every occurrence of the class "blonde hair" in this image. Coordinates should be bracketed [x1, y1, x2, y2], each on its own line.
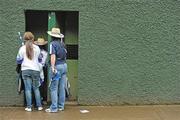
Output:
[23, 32, 34, 60]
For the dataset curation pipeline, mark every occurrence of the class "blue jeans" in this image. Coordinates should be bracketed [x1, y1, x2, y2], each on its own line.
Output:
[49, 63, 67, 111]
[22, 70, 42, 108]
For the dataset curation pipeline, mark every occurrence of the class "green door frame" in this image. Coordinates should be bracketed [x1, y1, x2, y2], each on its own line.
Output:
[47, 12, 56, 101]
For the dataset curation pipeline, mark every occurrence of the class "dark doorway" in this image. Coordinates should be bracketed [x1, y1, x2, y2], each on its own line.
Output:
[25, 10, 79, 104]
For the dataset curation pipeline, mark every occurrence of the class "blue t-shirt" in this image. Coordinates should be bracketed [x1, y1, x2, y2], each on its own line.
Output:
[50, 40, 67, 65]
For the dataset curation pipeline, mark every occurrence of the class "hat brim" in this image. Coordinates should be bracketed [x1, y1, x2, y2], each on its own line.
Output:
[34, 41, 48, 45]
[47, 31, 64, 38]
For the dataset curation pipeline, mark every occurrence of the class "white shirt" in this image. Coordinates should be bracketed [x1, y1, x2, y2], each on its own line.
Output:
[17, 44, 41, 71]
[40, 49, 48, 66]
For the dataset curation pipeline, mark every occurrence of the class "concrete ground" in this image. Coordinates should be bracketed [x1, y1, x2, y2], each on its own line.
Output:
[1, 105, 180, 120]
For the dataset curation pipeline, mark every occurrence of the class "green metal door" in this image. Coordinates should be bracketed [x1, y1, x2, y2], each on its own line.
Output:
[64, 12, 78, 101]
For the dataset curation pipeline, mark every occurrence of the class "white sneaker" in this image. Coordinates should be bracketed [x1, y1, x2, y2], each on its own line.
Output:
[45, 108, 57, 113]
[38, 107, 43, 111]
[59, 108, 64, 111]
[25, 107, 32, 112]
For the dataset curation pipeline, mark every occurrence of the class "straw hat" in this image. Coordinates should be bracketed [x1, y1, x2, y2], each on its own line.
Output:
[34, 38, 48, 45]
[47, 28, 64, 38]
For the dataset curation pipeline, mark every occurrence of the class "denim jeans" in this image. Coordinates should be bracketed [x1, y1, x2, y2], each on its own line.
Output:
[22, 70, 42, 108]
[49, 63, 67, 111]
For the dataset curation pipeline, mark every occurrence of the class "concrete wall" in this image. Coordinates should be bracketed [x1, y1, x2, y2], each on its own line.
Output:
[1, 0, 180, 106]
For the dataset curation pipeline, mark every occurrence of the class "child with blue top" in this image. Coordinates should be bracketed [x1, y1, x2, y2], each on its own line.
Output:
[45, 28, 68, 113]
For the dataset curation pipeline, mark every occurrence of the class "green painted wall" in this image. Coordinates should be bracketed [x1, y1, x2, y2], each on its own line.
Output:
[1, 0, 180, 106]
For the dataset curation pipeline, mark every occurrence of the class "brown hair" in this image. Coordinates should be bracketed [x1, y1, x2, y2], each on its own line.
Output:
[23, 32, 34, 60]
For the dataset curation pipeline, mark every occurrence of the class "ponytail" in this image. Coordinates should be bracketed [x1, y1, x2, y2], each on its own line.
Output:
[25, 40, 34, 60]
[23, 32, 34, 60]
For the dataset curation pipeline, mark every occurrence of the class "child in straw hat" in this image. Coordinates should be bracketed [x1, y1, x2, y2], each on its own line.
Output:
[34, 38, 48, 104]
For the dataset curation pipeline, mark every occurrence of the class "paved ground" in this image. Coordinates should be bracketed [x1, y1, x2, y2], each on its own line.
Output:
[1, 105, 180, 120]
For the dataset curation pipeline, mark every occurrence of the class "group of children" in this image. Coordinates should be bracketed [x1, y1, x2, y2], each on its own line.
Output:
[16, 28, 68, 113]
